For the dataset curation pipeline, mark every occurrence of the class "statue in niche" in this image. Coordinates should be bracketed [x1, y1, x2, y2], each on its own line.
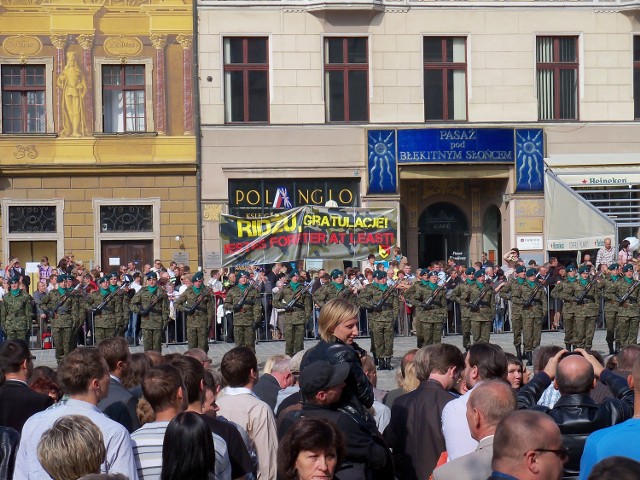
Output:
[57, 51, 87, 137]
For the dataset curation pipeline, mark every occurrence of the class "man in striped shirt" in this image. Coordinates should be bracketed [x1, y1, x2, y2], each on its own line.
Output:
[131, 364, 231, 480]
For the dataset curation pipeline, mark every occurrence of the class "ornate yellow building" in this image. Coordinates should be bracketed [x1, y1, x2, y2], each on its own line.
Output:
[0, 0, 196, 274]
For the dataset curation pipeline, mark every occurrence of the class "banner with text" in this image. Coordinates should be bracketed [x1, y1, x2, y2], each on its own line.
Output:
[220, 206, 398, 267]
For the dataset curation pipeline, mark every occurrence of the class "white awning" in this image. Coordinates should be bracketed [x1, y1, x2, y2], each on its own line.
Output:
[546, 154, 640, 186]
[544, 168, 617, 251]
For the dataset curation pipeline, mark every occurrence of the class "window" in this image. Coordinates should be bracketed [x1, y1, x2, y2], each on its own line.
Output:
[100, 205, 153, 233]
[536, 36, 578, 121]
[423, 37, 467, 121]
[8, 205, 56, 233]
[324, 37, 368, 122]
[223, 37, 269, 123]
[634, 37, 640, 119]
[1, 65, 46, 133]
[102, 64, 146, 132]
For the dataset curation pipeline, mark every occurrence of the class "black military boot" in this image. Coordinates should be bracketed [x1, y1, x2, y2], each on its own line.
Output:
[526, 351, 533, 367]
[615, 341, 621, 353]
[565, 343, 571, 352]
[608, 342, 615, 355]
[377, 358, 387, 371]
[386, 358, 393, 370]
[515, 345, 523, 361]
[373, 354, 379, 366]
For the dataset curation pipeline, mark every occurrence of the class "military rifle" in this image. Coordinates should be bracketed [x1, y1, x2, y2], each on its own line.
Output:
[94, 281, 129, 313]
[524, 273, 550, 306]
[232, 279, 257, 312]
[373, 281, 398, 310]
[575, 271, 603, 302]
[619, 279, 640, 304]
[276, 282, 313, 313]
[423, 276, 451, 308]
[49, 283, 82, 316]
[139, 286, 167, 316]
[469, 279, 504, 310]
[186, 286, 215, 314]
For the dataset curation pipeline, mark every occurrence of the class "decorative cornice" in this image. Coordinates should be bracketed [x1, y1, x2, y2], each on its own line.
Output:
[175, 33, 192, 50]
[50, 34, 68, 50]
[149, 33, 168, 50]
[76, 34, 95, 50]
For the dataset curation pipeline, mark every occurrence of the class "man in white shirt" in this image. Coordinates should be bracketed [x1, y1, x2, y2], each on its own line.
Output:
[217, 346, 278, 480]
[441, 343, 508, 460]
[14, 347, 138, 480]
[433, 380, 516, 480]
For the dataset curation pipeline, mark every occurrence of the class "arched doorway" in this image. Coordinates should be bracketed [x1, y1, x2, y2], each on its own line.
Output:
[482, 205, 502, 265]
[418, 202, 470, 266]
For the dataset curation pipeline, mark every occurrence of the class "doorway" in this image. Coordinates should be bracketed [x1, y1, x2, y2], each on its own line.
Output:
[9, 241, 57, 287]
[482, 205, 502, 265]
[101, 240, 153, 273]
[418, 202, 470, 265]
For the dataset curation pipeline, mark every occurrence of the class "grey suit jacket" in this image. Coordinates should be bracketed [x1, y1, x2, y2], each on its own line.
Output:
[97, 376, 140, 433]
[432, 435, 494, 480]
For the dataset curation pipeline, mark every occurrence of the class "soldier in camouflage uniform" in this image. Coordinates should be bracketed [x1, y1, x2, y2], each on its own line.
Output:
[223, 271, 262, 351]
[313, 269, 357, 307]
[358, 270, 399, 370]
[450, 267, 476, 350]
[612, 264, 640, 347]
[110, 272, 130, 337]
[568, 265, 600, 350]
[552, 265, 578, 350]
[602, 263, 621, 354]
[498, 265, 527, 359]
[405, 270, 446, 347]
[520, 268, 548, 366]
[0, 275, 32, 342]
[40, 275, 82, 363]
[176, 271, 214, 353]
[274, 269, 312, 356]
[130, 271, 168, 352]
[468, 269, 495, 344]
[87, 275, 122, 344]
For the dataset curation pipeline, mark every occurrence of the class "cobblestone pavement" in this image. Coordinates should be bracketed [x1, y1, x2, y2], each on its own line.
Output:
[32, 329, 613, 392]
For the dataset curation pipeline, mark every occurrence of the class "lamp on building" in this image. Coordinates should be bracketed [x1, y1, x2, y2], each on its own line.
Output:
[501, 193, 511, 204]
[175, 235, 185, 250]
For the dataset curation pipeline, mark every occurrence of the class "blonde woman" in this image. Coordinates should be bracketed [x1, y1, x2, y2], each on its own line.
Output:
[300, 298, 374, 425]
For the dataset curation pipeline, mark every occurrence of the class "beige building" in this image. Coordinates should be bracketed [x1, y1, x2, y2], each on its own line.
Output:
[0, 0, 197, 275]
[198, 0, 640, 268]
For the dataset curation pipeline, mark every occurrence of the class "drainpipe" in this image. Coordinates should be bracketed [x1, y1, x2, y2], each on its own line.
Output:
[192, 0, 203, 269]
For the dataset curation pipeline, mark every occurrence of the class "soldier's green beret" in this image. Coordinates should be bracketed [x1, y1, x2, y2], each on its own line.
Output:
[578, 266, 591, 274]
[622, 264, 634, 273]
[8, 275, 20, 284]
[373, 270, 386, 280]
[566, 265, 577, 272]
[474, 269, 485, 278]
[192, 271, 204, 282]
[57, 274, 68, 282]
[331, 269, 344, 279]
[608, 263, 619, 271]
[108, 272, 119, 279]
[526, 268, 538, 277]
[98, 276, 109, 284]
[515, 266, 527, 274]
[146, 271, 158, 280]
[236, 271, 249, 279]
[428, 270, 439, 278]
[289, 269, 299, 278]
[465, 267, 476, 276]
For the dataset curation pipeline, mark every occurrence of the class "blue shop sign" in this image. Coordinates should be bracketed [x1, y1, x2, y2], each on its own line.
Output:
[397, 128, 514, 163]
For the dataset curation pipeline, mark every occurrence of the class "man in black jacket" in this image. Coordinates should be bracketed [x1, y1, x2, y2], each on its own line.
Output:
[279, 360, 393, 480]
[0, 340, 52, 433]
[384, 343, 464, 480]
[517, 348, 634, 477]
[253, 354, 294, 412]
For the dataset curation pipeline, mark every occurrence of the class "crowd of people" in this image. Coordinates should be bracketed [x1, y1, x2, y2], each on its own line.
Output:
[2, 298, 640, 479]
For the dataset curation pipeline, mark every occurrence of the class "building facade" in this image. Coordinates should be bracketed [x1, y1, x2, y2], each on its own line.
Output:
[0, 0, 196, 274]
[198, 0, 640, 269]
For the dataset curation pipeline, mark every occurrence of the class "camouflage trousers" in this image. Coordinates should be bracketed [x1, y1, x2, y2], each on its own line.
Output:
[52, 327, 75, 364]
[511, 312, 523, 347]
[522, 314, 543, 352]
[461, 315, 471, 350]
[420, 320, 443, 346]
[605, 308, 619, 344]
[234, 324, 256, 351]
[618, 316, 639, 347]
[143, 328, 163, 352]
[187, 316, 209, 353]
[284, 319, 305, 356]
[5, 328, 28, 342]
[573, 316, 596, 350]
[471, 320, 492, 344]
[372, 320, 394, 358]
[563, 311, 575, 347]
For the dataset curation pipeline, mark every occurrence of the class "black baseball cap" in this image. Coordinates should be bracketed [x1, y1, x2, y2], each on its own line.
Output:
[299, 360, 350, 396]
